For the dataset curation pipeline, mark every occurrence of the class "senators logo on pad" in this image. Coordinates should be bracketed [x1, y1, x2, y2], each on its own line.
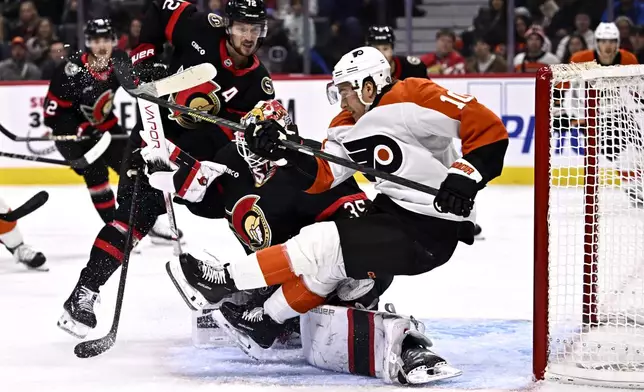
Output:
[168, 67, 221, 129]
[343, 135, 403, 181]
[80, 90, 115, 125]
[226, 195, 272, 251]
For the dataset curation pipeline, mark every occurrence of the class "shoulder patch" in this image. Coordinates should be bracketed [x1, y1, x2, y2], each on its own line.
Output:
[261, 76, 274, 95]
[406, 56, 421, 65]
[64, 61, 81, 76]
[208, 13, 224, 28]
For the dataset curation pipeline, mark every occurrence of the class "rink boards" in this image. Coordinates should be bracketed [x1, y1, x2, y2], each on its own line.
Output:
[0, 75, 545, 185]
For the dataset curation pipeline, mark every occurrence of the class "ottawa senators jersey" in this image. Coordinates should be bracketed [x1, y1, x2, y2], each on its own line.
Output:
[185, 141, 369, 254]
[391, 55, 427, 80]
[130, 0, 274, 145]
[570, 49, 638, 66]
[302, 79, 508, 222]
[44, 50, 129, 135]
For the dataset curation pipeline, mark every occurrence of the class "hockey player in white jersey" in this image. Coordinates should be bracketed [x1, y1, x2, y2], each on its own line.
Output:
[0, 198, 47, 270]
[166, 46, 507, 381]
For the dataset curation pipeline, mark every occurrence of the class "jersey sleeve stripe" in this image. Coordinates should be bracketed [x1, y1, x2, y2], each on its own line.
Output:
[314, 192, 368, 222]
[459, 102, 508, 155]
[305, 157, 335, 194]
[165, 1, 190, 43]
[256, 245, 297, 286]
[46, 91, 73, 108]
[282, 277, 325, 313]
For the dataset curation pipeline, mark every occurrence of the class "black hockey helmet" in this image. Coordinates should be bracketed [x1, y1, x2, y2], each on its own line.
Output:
[366, 26, 395, 48]
[84, 19, 116, 41]
[224, 0, 267, 55]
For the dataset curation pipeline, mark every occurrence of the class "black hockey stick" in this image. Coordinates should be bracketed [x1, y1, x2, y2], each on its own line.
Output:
[0, 191, 49, 222]
[0, 123, 130, 142]
[74, 172, 142, 359]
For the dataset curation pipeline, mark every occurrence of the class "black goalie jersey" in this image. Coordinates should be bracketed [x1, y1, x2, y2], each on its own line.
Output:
[130, 0, 274, 149]
[44, 50, 129, 135]
[391, 55, 427, 80]
[183, 141, 370, 254]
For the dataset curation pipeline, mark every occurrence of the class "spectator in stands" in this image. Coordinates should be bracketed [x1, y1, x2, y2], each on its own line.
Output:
[472, 0, 507, 47]
[117, 18, 141, 55]
[278, 0, 317, 16]
[421, 29, 465, 75]
[631, 24, 644, 63]
[561, 32, 588, 63]
[26, 17, 56, 66]
[555, 12, 595, 61]
[9, 0, 40, 40]
[465, 35, 507, 73]
[208, 0, 225, 15]
[283, 0, 315, 56]
[40, 39, 67, 80]
[513, 25, 559, 73]
[60, 0, 79, 25]
[0, 36, 41, 80]
[615, 15, 635, 52]
[603, 0, 644, 25]
[324, 0, 363, 51]
[514, 14, 531, 53]
[0, 16, 8, 61]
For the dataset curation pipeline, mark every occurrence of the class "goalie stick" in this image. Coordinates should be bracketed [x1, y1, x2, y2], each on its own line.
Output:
[0, 131, 110, 169]
[74, 173, 142, 359]
[0, 191, 49, 222]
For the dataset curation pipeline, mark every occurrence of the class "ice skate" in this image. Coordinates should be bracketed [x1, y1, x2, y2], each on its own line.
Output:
[57, 284, 100, 339]
[165, 252, 237, 310]
[211, 302, 282, 360]
[396, 333, 462, 385]
[9, 243, 48, 271]
[148, 217, 185, 246]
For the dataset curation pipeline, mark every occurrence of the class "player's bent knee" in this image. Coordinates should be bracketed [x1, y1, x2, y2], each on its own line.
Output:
[285, 221, 344, 276]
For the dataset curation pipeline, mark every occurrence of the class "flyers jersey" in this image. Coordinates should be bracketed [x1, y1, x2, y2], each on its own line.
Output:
[129, 0, 274, 145]
[185, 141, 369, 254]
[570, 49, 638, 66]
[44, 50, 129, 135]
[307, 79, 508, 221]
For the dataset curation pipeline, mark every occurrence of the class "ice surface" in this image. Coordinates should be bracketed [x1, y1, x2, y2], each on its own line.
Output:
[0, 185, 634, 391]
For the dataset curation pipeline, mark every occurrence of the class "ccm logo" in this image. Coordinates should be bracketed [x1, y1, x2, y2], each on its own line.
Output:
[131, 48, 155, 65]
[145, 105, 161, 148]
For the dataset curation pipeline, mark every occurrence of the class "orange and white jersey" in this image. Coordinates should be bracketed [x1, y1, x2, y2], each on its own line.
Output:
[310, 78, 508, 221]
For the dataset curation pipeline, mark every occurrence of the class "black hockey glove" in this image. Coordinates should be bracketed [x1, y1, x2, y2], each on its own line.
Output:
[244, 119, 302, 161]
[434, 158, 483, 218]
[76, 124, 103, 139]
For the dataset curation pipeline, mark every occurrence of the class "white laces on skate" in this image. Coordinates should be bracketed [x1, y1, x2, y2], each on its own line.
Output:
[242, 307, 265, 322]
[198, 260, 227, 284]
[77, 287, 99, 313]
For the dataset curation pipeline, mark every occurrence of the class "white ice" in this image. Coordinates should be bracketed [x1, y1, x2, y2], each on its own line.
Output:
[0, 184, 631, 391]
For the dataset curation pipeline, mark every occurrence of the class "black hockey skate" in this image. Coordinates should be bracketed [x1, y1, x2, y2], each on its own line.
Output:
[57, 284, 100, 339]
[8, 243, 47, 270]
[397, 334, 462, 384]
[211, 302, 282, 360]
[165, 253, 237, 311]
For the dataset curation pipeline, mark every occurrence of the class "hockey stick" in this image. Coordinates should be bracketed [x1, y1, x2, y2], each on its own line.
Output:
[0, 191, 49, 222]
[110, 85, 440, 196]
[0, 123, 130, 142]
[74, 172, 142, 359]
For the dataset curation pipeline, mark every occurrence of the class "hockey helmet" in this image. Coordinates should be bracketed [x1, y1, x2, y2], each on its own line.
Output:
[366, 26, 396, 48]
[84, 19, 117, 47]
[595, 22, 620, 43]
[327, 46, 392, 106]
[225, 0, 268, 38]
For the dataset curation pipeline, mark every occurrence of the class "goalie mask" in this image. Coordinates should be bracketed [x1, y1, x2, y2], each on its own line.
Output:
[238, 99, 295, 187]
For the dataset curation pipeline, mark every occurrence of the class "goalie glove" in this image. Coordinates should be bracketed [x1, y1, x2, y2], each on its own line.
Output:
[244, 119, 302, 162]
[434, 158, 482, 218]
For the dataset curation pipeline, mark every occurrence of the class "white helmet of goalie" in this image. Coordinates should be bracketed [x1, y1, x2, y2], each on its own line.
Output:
[595, 22, 620, 43]
[327, 46, 392, 106]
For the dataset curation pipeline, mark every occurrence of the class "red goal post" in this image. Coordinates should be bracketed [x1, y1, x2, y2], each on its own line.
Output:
[534, 62, 644, 388]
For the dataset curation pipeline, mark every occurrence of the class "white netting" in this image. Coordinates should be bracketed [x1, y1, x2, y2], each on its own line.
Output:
[546, 63, 644, 387]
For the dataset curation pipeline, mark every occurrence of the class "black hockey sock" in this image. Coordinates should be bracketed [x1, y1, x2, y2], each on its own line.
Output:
[79, 223, 139, 291]
[88, 182, 116, 223]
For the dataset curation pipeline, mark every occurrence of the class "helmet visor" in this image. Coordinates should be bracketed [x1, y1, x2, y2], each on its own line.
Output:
[230, 20, 268, 39]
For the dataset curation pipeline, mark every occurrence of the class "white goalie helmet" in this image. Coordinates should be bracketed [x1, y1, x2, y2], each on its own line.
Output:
[326, 46, 392, 106]
[595, 22, 620, 44]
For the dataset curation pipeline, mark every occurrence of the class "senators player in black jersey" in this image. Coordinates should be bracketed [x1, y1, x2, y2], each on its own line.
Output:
[57, 0, 275, 339]
[366, 26, 427, 81]
[44, 19, 128, 224]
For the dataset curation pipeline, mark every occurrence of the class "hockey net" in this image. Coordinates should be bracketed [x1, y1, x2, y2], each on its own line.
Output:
[534, 62, 644, 388]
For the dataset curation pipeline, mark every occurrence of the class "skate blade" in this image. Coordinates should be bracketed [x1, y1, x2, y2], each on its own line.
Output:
[150, 236, 187, 246]
[57, 310, 90, 339]
[406, 363, 463, 385]
[210, 310, 264, 361]
[165, 261, 209, 311]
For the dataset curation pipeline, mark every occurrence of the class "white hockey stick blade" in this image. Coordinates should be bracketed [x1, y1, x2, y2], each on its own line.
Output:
[69, 132, 112, 168]
[132, 63, 217, 98]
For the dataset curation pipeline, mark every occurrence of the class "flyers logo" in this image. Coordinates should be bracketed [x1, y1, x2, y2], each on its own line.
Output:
[343, 135, 403, 181]
[80, 90, 115, 125]
[225, 195, 272, 252]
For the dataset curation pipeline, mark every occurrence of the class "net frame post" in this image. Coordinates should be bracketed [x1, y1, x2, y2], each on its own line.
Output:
[533, 65, 552, 382]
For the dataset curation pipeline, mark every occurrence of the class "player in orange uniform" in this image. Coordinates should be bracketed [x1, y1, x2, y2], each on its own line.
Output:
[0, 197, 47, 270]
[570, 22, 638, 66]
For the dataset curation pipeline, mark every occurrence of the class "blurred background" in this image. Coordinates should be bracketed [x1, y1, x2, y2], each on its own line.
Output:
[0, 0, 639, 80]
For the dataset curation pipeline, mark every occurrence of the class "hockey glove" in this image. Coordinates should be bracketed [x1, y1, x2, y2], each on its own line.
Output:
[434, 158, 482, 218]
[244, 119, 302, 161]
[76, 123, 103, 139]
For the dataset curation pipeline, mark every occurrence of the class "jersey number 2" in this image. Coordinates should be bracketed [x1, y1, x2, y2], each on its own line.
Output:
[440, 91, 473, 110]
